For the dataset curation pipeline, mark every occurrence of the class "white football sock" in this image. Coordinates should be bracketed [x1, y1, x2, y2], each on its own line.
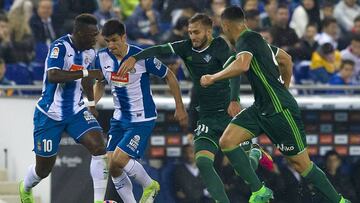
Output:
[90, 155, 108, 201]
[123, 159, 152, 188]
[23, 164, 42, 192]
[112, 172, 136, 203]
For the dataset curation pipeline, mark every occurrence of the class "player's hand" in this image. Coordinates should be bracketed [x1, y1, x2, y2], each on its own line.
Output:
[227, 101, 241, 117]
[88, 70, 103, 80]
[88, 106, 99, 118]
[174, 107, 188, 130]
[200, 75, 214, 87]
[118, 56, 136, 77]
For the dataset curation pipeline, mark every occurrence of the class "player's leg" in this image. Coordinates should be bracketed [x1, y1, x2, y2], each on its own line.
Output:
[107, 150, 136, 203]
[285, 150, 349, 203]
[275, 109, 349, 203]
[106, 119, 137, 203]
[20, 109, 63, 203]
[67, 109, 107, 203]
[194, 139, 230, 203]
[112, 120, 159, 203]
[221, 107, 273, 202]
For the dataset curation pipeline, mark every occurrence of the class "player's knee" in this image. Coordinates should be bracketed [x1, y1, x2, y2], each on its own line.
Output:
[195, 156, 212, 172]
[35, 166, 52, 179]
[90, 144, 106, 156]
[219, 135, 235, 149]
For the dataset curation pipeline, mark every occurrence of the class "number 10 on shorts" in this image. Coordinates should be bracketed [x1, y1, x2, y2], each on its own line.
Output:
[42, 139, 52, 152]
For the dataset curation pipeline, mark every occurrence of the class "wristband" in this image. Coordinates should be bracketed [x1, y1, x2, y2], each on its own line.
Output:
[88, 101, 96, 107]
[82, 69, 89, 78]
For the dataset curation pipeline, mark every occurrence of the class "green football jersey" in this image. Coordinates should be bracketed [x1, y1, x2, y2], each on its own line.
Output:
[235, 30, 298, 115]
[168, 37, 235, 114]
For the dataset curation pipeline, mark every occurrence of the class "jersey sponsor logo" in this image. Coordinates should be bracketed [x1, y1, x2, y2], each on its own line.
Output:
[276, 143, 295, 152]
[111, 72, 129, 86]
[50, 47, 60, 58]
[203, 54, 212, 63]
[127, 135, 141, 152]
[69, 64, 84, 71]
[153, 58, 162, 70]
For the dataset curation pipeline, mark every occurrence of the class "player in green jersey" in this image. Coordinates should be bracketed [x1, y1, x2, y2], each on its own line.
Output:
[119, 13, 273, 203]
[200, 6, 351, 203]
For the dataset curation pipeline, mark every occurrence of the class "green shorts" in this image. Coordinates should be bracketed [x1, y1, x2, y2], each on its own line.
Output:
[194, 111, 252, 155]
[231, 105, 307, 156]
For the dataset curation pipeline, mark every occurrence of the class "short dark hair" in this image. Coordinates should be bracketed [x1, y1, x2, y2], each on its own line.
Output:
[324, 150, 340, 161]
[73, 13, 98, 32]
[0, 14, 8, 22]
[306, 22, 318, 31]
[102, 19, 126, 37]
[319, 43, 334, 55]
[175, 16, 189, 30]
[221, 6, 245, 22]
[352, 34, 360, 42]
[355, 15, 360, 23]
[189, 13, 213, 27]
[245, 9, 260, 20]
[277, 3, 289, 11]
[340, 59, 355, 69]
[322, 17, 337, 28]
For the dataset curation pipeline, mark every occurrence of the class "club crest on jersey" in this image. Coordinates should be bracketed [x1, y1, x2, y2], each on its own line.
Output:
[203, 54, 212, 63]
[50, 47, 59, 58]
[127, 135, 141, 152]
[83, 111, 97, 123]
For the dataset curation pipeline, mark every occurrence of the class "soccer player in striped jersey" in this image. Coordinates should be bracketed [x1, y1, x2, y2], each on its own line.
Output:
[201, 6, 351, 203]
[93, 19, 188, 203]
[19, 14, 108, 203]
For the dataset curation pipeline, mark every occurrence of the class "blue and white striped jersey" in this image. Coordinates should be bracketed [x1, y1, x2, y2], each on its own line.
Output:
[95, 45, 168, 123]
[36, 34, 96, 121]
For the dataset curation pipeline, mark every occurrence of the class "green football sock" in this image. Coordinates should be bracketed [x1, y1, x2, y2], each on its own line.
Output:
[223, 146, 262, 192]
[248, 148, 261, 170]
[196, 155, 230, 203]
[302, 162, 341, 203]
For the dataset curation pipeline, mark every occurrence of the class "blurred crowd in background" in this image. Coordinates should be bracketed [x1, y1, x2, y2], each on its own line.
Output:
[0, 0, 359, 96]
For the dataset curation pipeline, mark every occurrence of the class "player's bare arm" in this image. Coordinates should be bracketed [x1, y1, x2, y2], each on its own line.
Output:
[165, 69, 188, 130]
[47, 69, 103, 83]
[93, 78, 106, 104]
[200, 52, 252, 87]
[276, 48, 293, 88]
[82, 77, 98, 117]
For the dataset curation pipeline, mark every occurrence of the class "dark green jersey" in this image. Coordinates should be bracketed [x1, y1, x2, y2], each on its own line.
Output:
[168, 37, 235, 113]
[235, 30, 298, 115]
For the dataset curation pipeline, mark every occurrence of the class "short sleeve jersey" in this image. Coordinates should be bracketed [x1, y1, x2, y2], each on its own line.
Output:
[36, 34, 96, 121]
[168, 37, 235, 114]
[94, 45, 168, 123]
[235, 30, 298, 115]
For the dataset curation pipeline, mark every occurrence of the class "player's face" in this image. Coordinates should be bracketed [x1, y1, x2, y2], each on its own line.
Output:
[77, 24, 99, 50]
[220, 19, 233, 43]
[188, 21, 211, 49]
[104, 33, 126, 56]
